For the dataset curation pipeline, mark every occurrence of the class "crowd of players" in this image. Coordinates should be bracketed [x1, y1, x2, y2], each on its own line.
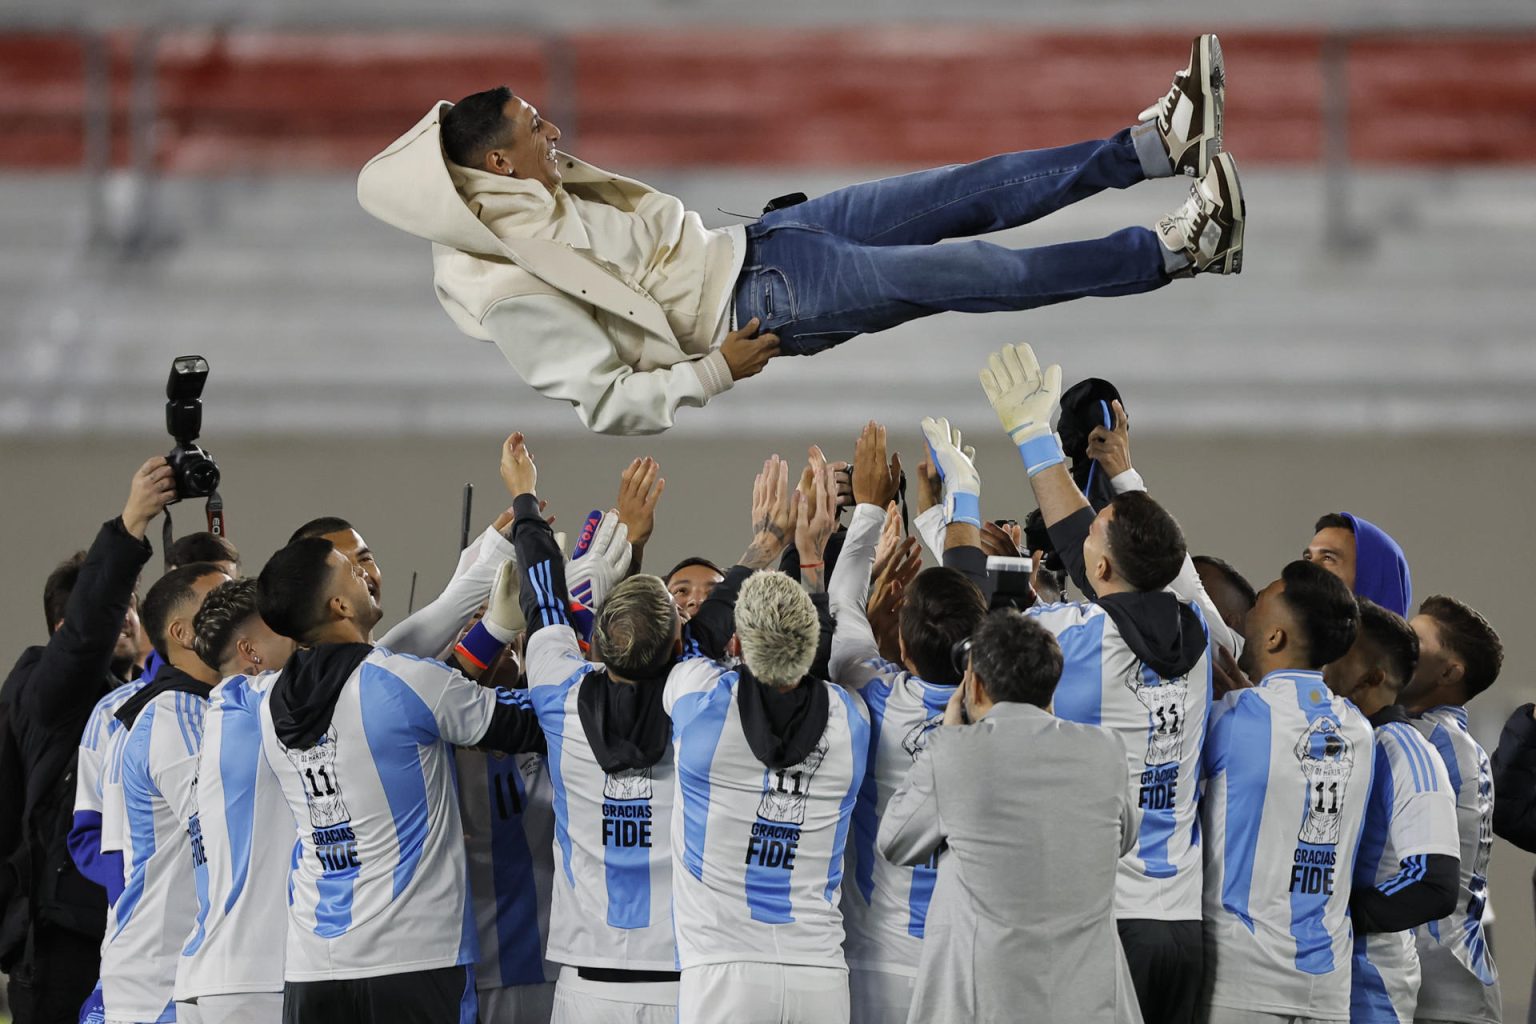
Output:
[0, 341, 1523, 1024]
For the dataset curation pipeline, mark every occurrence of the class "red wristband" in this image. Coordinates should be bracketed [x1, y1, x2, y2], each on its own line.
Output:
[800, 561, 825, 570]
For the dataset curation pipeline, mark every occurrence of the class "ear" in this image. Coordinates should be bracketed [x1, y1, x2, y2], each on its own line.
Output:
[1444, 659, 1467, 689]
[169, 616, 197, 654]
[235, 635, 259, 670]
[484, 148, 512, 176]
[1266, 623, 1287, 655]
[328, 593, 351, 622]
[1093, 554, 1113, 585]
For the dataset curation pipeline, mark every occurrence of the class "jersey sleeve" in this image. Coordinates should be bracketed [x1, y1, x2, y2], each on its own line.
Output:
[664, 658, 727, 718]
[151, 692, 208, 827]
[827, 503, 886, 687]
[378, 652, 530, 751]
[1380, 725, 1462, 860]
[378, 524, 513, 659]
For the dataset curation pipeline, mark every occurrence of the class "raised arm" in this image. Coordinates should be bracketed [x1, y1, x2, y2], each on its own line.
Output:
[920, 417, 994, 599]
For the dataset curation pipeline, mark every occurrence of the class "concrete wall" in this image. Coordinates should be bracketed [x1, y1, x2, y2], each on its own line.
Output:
[3, 429, 1533, 1016]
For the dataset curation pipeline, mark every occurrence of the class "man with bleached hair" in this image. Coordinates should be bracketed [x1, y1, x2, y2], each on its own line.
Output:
[666, 571, 870, 1024]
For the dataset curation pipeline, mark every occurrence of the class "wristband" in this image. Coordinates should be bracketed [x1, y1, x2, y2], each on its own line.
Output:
[945, 492, 982, 529]
[1017, 433, 1066, 478]
[799, 561, 825, 570]
[454, 621, 506, 671]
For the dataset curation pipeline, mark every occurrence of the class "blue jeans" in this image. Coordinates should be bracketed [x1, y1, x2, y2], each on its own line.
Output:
[734, 127, 1166, 355]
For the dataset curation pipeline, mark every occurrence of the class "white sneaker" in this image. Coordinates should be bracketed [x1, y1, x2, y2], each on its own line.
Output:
[1156, 152, 1245, 276]
[1140, 33, 1225, 178]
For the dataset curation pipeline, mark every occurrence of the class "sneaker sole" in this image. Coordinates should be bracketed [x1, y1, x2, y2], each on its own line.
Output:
[1191, 33, 1223, 178]
[1213, 152, 1244, 274]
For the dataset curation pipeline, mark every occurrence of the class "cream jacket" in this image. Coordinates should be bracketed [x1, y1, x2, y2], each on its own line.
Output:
[358, 102, 743, 435]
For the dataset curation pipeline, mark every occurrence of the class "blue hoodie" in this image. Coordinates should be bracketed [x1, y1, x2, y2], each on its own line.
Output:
[1340, 512, 1412, 617]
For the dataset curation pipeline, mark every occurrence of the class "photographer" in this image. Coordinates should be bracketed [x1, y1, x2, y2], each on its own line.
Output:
[0, 458, 174, 1024]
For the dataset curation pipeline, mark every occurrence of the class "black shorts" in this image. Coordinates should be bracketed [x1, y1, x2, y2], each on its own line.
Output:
[1118, 918, 1205, 1024]
[283, 965, 473, 1024]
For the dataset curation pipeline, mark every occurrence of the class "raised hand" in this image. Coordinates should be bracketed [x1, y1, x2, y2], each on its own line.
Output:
[851, 421, 902, 508]
[741, 455, 795, 569]
[616, 457, 665, 557]
[980, 520, 1023, 559]
[566, 510, 632, 610]
[795, 464, 840, 592]
[919, 417, 981, 528]
[979, 343, 1062, 445]
[1085, 399, 1132, 479]
[869, 502, 906, 582]
[499, 432, 537, 498]
[122, 456, 178, 540]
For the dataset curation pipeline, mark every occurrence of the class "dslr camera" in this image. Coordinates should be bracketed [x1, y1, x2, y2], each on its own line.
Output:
[165, 355, 220, 500]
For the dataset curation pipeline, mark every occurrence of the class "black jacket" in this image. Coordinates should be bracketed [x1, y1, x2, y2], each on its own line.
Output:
[0, 517, 151, 965]
[1492, 703, 1536, 853]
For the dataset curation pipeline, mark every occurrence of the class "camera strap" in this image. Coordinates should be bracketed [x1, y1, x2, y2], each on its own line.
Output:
[158, 490, 228, 572]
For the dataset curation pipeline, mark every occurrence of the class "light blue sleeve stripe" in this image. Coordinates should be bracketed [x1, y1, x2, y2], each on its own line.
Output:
[174, 692, 198, 758]
[1428, 725, 1463, 795]
[1388, 726, 1427, 793]
[826, 686, 869, 902]
[1218, 691, 1270, 931]
[1405, 727, 1440, 793]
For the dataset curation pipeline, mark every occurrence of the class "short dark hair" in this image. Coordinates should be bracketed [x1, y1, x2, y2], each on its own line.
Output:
[592, 575, 679, 678]
[899, 568, 988, 685]
[441, 86, 515, 169]
[287, 517, 354, 546]
[968, 609, 1064, 707]
[1355, 598, 1419, 693]
[1314, 512, 1353, 534]
[1191, 554, 1257, 609]
[1106, 491, 1187, 592]
[193, 578, 260, 672]
[1418, 594, 1503, 700]
[43, 551, 87, 632]
[1278, 559, 1359, 668]
[167, 531, 240, 571]
[258, 539, 339, 643]
[141, 562, 226, 661]
[665, 557, 725, 583]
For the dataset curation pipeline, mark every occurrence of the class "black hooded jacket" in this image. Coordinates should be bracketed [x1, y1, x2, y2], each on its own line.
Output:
[736, 667, 830, 771]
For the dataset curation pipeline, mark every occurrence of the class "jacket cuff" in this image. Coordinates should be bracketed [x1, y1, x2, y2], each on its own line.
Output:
[692, 350, 735, 399]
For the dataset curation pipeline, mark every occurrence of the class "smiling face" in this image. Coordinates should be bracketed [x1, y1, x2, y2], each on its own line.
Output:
[324, 548, 383, 634]
[487, 96, 562, 192]
[667, 563, 724, 622]
[321, 529, 381, 605]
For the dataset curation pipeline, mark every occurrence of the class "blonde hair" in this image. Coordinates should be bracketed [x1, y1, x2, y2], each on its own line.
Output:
[592, 575, 678, 676]
[735, 571, 819, 688]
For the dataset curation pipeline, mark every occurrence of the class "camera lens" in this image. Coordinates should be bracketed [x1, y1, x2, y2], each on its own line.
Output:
[188, 459, 221, 495]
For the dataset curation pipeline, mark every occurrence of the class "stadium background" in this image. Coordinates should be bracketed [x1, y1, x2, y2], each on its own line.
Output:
[2, 0, 1534, 1017]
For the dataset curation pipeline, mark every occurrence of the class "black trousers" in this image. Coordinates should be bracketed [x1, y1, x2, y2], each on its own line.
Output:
[1118, 918, 1205, 1024]
[5, 924, 102, 1024]
[283, 965, 473, 1024]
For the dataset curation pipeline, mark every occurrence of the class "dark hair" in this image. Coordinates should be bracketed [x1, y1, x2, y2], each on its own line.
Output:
[1278, 559, 1359, 668]
[1355, 598, 1419, 693]
[43, 551, 87, 632]
[167, 531, 240, 571]
[441, 86, 515, 169]
[899, 568, 988, 685]
[665, 557, 725, 584]
[141, 562, 227, 660]
[258, 539, 339, 643]
[1314, 512, 1353, 534]
[1105, 491, 1187, 592]
[193, 578, 260, 672]
[968, 609, 1064, 707]
[287, 516, 354, 546]
[1418, 594, 1503, 700]
[1191, 554, 1257, 609]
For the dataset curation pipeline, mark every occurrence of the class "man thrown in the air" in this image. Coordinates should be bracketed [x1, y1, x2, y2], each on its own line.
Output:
[360, 34, 1242, 436]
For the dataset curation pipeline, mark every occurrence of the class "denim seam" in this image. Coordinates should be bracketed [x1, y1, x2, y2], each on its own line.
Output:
[862, 164, 1101, 245]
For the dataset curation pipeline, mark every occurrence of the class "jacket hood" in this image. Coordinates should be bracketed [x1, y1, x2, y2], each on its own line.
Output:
[736, 667, 830, 771]
[114, 664, 212, 730]
[268, 643, 373, 750]
[577, 667, 672, 773]
[1097, 591, 1209, 679]
[1340, 512, 1412, 618]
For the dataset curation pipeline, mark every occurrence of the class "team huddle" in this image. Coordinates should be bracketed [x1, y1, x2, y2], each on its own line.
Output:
[0, 339, 1504, 1024]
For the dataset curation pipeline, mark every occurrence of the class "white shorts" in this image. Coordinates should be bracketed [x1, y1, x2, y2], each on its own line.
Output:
[174, 993, 283, 1024]
[479, 981, 557, 1024]
[679, 963, 849, 1024]
[848, 968, 916, 1024]
[550, 966, 678, 1024]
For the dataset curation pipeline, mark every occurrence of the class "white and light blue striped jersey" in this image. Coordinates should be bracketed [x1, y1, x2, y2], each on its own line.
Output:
[94, 681, 150, 860]
[664, 657, 869, 970]
[838, 658, 951, 977]
[457, 747, 558, 989]
[1411, 705, 1502, 1024]
[1200, 670, 1374, 1020]
[102, 688, 208, 1023]
[524, 624, 677, 972]
[258, 647, 512, 982]
[76, 682, 145, 819]
[1027, 599, 1213, 920]
[1351, 715, 1460, 1024]
[176, 672, 295, 1001]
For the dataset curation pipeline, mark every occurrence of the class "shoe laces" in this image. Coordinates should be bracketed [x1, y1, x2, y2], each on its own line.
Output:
[1164, 182, 1209, 250]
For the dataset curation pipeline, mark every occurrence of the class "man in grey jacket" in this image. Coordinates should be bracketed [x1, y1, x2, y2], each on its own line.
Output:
[878, 608, 1143, 1024]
